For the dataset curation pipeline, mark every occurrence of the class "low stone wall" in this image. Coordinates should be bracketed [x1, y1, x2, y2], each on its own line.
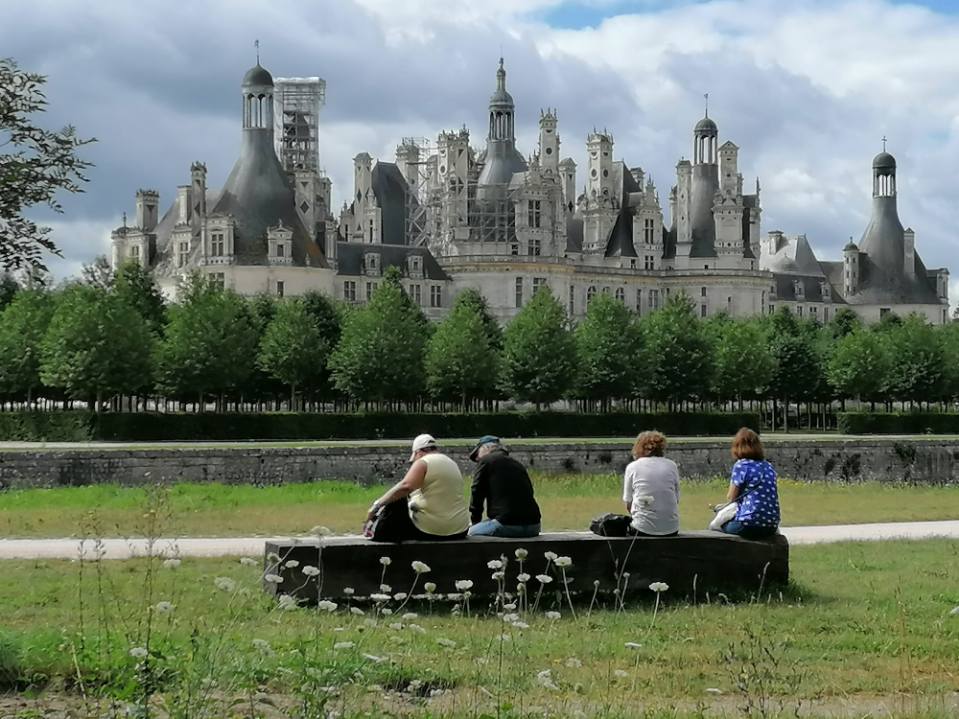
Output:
[0, 437, 957, 489]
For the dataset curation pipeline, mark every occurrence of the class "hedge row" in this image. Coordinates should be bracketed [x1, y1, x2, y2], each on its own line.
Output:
[0, 411, 761, 442]
[837, 412, 959, 434]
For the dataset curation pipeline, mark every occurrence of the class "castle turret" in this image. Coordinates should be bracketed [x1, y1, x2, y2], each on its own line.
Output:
[559, 157, 577, 214]
[689, 112, 719, 258]
[858, 149, 905, 286]
[843, 239, 860, 296]
[135, 189, 159, 231]
[476, 58, 528, 196]
[538, 108, 559, 176]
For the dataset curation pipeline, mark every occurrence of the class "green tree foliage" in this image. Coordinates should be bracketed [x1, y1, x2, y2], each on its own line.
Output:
[425, 293, 499, 406]
[301, 290, 344, 399]
[0, 58, 95, 270]
[451, 287, 503, 351]
[258, 298, 329, 407]
[768, 332, 822, 405]
[826, 328, 891, 403]
[883, 315, 945, 404]
[0, 289, 55, 399]
[573, 292, 640, 405]
[500, 286, 576, 406]
[79, 254, 114, 290]
[0, 273, 20, 311]
[154, 275, 258, 403]
[328, 267, 429, 403]
[113, 260, 165, 334]
[640, 294, 714, 404]
[826, 307, 862, 339]
[710, 318, 775, 404]
[39, 285, 152, 404]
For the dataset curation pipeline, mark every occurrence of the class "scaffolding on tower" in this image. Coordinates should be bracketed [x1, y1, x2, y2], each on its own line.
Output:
[397, 136, 437, 249]
[273, 77, 326, 174]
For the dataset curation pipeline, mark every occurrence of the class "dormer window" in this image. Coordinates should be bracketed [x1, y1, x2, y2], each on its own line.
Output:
[267, 222, 293, 266]
[793, 279, 805, 299]
[821, 282, 832, 301]
[364, 251, 381, 277]
[407, 254, 423, 279]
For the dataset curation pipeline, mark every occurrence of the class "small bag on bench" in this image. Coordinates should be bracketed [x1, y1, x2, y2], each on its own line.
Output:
[589, 513, 633, 537]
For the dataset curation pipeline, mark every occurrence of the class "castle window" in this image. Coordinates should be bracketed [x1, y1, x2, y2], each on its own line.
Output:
[344, 281, 357, 302]
[797, 305, 804, 317]
[644, 218, 654, 244]
[430, 285, 442, 308]
[701, 304, 707, 318]
[649, 289, 660, 310]
[586, 286, 596, 305]
[211, 232, 225, 257]
[532, 277, 547, 296]
[211, 272, 225, 290]
[276, 281, 285, 298]
[568, 285, 575, 315]
[768, 304, 775, 314]
[276, 243, 285, 258]
[528, 237, 541, 256]
[701, 286, 707, 298]
[366, 281, 377, 301]
[644, 255, 654, 270]
[527, 200, 542, 229]
[636, 289, 642, 314]
[615, 287, 625, 303]
[409, 283, 422, 305]
[177, 241, 189, 268]
[515, 277, 524, 308]
[129, 245, 140, 263]
[511, 243, 519, 256]
[368, 219, 374, 242]
[824, 307, 830, 323]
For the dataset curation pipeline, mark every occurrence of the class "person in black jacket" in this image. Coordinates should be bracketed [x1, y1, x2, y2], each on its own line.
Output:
[467, 435, 542, 537]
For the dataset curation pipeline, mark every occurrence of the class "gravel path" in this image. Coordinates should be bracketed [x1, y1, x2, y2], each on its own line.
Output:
[1, 520, 957, 560]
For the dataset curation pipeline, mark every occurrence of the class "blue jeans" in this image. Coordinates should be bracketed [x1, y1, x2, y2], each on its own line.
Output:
[468, 519, 541, 538]
[722, 520, 778, 539]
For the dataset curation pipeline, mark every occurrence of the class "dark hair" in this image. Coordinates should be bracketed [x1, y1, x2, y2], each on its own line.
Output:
[731, 427, 764, 460]
[632, 431, 666, 459]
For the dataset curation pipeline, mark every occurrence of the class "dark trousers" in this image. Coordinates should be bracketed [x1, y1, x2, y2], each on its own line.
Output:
[722, 520, 778, 539]
[369, 497, 467, 543]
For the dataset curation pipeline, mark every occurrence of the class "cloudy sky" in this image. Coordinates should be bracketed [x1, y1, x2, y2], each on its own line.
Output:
[4, 0, 958, 306]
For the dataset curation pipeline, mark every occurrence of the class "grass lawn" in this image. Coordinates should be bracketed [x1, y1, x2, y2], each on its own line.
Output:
[1, 476, 958, 539]
[0, 539, 957, 717]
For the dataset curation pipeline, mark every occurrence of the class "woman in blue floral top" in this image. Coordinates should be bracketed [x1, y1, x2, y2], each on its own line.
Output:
[722, 427, 780, 539]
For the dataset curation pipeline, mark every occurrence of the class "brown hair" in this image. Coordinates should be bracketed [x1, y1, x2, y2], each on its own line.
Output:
[632, 430, 667, 459]
[731, 427, 764, 460]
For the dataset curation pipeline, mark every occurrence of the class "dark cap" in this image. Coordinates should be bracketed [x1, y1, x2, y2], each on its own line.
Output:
[469, 435, 500, 461]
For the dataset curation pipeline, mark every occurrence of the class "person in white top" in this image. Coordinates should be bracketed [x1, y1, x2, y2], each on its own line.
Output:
[622, 430, 680, 536]
[365, 434, 470, 542]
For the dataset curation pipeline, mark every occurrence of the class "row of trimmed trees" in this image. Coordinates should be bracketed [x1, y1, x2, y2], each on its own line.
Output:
[1, 263, 957, 418]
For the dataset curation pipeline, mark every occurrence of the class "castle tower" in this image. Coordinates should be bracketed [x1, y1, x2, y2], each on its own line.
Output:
[585, 131, 613, 203]
[437, 128, 471, 240]
[689, 110, 719, 259]
[190, 162, 207, 220]
[242, 62, 274, 134]
[538, 108, 559, 176]
[476, 58, 528, 196]
[135, 189, 159, 231]
[559, 157, 577, 214]
[352, 152, 377, 243]
[273, 76, 325, 174]
[859, 148, 906, 284]
[843, 240, 860, 296]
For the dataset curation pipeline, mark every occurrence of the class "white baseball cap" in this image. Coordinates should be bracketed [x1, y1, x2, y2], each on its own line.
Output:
[409, 433, 437, 462]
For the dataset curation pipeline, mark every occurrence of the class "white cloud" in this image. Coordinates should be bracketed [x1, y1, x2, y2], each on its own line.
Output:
[3, 0, 958, 287]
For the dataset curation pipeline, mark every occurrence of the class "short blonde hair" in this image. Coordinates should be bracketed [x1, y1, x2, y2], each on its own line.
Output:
[731, 427, 764, 460]
[632, 430, 667, 459]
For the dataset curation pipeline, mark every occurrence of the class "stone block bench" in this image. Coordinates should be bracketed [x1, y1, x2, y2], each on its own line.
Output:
[263, 531, 788, 604]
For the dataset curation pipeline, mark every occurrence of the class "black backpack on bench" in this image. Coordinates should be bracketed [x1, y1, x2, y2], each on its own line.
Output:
[589, 513, 632, 537]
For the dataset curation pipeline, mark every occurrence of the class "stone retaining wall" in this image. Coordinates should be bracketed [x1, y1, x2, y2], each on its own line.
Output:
[0, 438, 957, 489]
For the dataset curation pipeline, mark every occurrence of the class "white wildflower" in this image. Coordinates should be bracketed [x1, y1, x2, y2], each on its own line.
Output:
[350, 607, 365, 616]
[424, 582, 437, 593]
[491, 571, 505, 581]
[263, 573, 284, 584]
[402, 612, 418, 620]
[389, 622, 404, 631]
[277, 594, 298, 611]
[239, 557, 258, 567]
[554, 556, 572, 568]
[437, 638, 456, 648]
[370, 593, 391, 603]
[162, 558, 181, 569]
[266, 552, 280, 562]
[503, 613, 520, 623]
[311, 525, 332, 536]
[343, 587, 355, 596]
[545, 611, 561, 620]
[379, 557, 392, 567]
[514, 548, 528, 560]
[504, 603, 517, 611]
[284, 560, 300, 569]
[153, 601, 174, 614]
[302, 565, 321, 577]
[408, 623, 426, 634]
[516, 583, 527, 594]
[565, 657, 582, 668]
[129, 647, 148, 659]
[447, 592, 463, 601]
[251, 638, 272, 655]
[649, 581, 669, 593]
[317, 600, 338, 612]
[517, 573, 530, 583]
[411, 560, 431, 574]
[393, 592, 408, 601]
[487, 559, 503, 570]
[536, 669, 559, 691]
[535, 574, 553, 584]
[625, 642, 642, 650]
[333, 641, 355, 650]
[380, 584, 392, 593]
[512, 621, 529, 629]
[214, 577, 236, 593]
[454, 579, 474, 591]
[544, 551, 558, 562]
[381, 608, 393, 616]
